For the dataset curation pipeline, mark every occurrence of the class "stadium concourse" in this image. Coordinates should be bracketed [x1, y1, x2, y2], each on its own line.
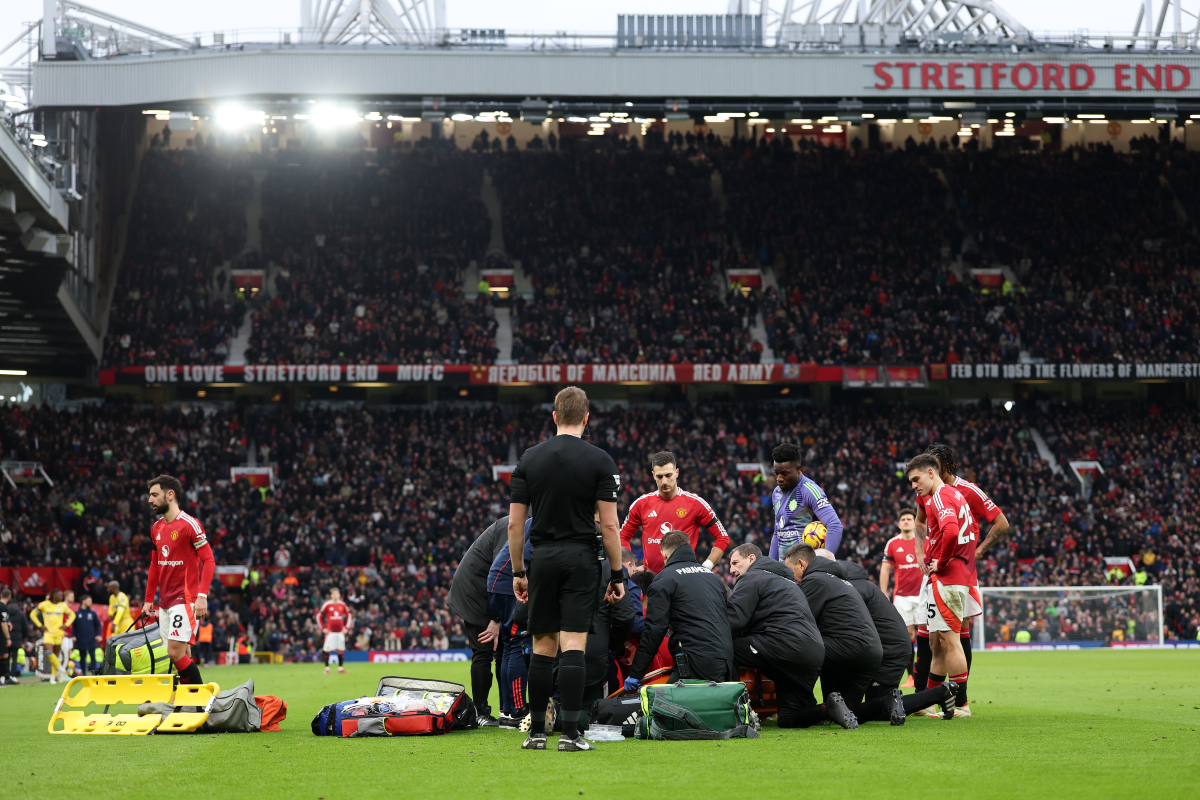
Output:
[0, 393, 1197, 671]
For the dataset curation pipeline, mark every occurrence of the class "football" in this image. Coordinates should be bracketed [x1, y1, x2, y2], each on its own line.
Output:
[801, 521, 828, 549]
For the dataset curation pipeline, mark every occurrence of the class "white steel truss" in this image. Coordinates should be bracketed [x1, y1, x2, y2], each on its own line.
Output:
[0, 21, 39, 104]
[44, 0, 194, 58]
[729, 0, 1200, 48]
[300, 0, 446, 46]
[2, 2, 193, 104]
[1131, 0, 1200, 48]
[727, 0, 1028, 46]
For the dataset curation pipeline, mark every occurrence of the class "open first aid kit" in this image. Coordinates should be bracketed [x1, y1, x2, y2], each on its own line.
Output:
[312, 677, 477, 737]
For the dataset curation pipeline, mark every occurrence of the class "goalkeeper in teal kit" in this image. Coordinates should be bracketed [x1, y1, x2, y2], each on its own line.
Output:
[768, 442, 844, 559]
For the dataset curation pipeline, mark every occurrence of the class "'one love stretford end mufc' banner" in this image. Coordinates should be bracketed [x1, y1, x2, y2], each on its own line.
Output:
[100, 362, 838, 385]
[97, 361, 1200, 386]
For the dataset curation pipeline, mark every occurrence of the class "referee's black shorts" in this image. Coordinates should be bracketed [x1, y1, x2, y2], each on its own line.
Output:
[527, 542, 601, 635]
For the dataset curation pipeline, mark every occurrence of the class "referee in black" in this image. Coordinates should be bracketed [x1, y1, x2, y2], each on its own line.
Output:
[509, 386, 626, 752]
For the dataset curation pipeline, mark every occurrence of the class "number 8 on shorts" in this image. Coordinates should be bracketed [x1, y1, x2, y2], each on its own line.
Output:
[158, 603, 197, 644]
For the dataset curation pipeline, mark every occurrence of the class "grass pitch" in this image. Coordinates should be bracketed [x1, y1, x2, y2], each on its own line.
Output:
[4, 650, 1198, 800]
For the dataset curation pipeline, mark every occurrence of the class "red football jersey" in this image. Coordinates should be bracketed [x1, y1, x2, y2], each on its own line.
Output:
[146, 511, 215, 607]
[620, 489, 730, 573]
[317, 601, 351, 633]
[883, 535, 923, 597]
[917, 493, 936, 553]
[950, 477, 1003, 586]
[925, 484, 976, 585]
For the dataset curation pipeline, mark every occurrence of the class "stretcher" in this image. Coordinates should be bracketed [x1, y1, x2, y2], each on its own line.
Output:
[48, 675, 220, 735]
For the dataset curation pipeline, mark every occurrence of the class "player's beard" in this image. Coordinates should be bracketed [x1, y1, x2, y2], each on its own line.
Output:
[152, 500, 169, 516]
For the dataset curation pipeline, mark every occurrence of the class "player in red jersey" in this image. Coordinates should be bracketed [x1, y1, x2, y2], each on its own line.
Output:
[881, 509, 923, 635]
[317, 588, 353, 674]
[920, 443, 1009, 716]
[620, 451, 730, 574]
[879, 508, 922, 685]
[141, 475, 214, 685]
[906, 454, 977, 714]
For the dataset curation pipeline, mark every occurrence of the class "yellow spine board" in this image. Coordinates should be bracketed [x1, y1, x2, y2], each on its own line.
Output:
[48, 676, 221, 735]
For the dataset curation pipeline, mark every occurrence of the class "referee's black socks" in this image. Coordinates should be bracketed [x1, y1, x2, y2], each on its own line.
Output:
[558, 650, 587, 740]
[527, 653, 556, 735]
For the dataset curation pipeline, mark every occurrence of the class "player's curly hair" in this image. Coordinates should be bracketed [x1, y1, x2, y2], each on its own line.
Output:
[925, 443, 959, 476]
[772, 442, 802, 465]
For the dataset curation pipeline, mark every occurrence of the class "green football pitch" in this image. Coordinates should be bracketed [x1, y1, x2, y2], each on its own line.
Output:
[4, 650, 1198, 800]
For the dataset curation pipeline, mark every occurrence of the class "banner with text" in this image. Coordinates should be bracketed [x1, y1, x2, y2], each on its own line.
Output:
[100, 364, 442, 385]
[99, 361, 1200, 386]
[869, 60, 1197, 95]
[368, 649, 472, 663]
[931, 362, 1200, 381]
[100, 362, 844, 386]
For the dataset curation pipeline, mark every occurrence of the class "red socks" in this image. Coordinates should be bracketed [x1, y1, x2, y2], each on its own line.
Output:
[950, 671, 969, 706]
[173, 655, 202, 685]
[928, 673, 945, 690]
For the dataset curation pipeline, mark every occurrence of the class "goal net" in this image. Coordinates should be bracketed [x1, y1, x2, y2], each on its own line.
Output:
[976, 586, 1163, 650]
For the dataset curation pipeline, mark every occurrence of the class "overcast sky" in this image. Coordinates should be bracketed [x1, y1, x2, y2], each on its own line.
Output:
[0, 1, 1147, 62]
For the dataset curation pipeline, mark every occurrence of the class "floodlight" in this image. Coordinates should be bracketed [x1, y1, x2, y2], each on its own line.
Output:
[215, 106, 267, 129]
[310, 106, 360, 127]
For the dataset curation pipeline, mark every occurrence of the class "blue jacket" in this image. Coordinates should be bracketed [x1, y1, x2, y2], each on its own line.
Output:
[626, 577, 645, 637]
[487, 519, 533, 597]
[74, 607, 101, 641]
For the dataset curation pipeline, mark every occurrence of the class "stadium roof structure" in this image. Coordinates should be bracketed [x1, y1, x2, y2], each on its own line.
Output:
[9, 0, 1200, 113]
[0, 90, 94, 378]
[3, 1, 1200, 380]
[728, 0, 1028, 47]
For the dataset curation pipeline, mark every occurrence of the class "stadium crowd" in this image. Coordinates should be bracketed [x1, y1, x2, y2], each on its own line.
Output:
[946, 148, 1199, 365]
[710, 141, 1200, 366]
[247, 149, 497, 367]
[102, 150, 252, 368]
[98, 137, 1200, 371]
[491, 149, 762, 364]
[2, 394, 1198, 668]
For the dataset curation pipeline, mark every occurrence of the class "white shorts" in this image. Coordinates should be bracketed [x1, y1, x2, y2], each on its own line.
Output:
[915, 575, 931, 629]
[159, 603, 197, 644]
[323, 632, 346, 652]
[892, 594, 922, 627]
[928, 581, 983, 634]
